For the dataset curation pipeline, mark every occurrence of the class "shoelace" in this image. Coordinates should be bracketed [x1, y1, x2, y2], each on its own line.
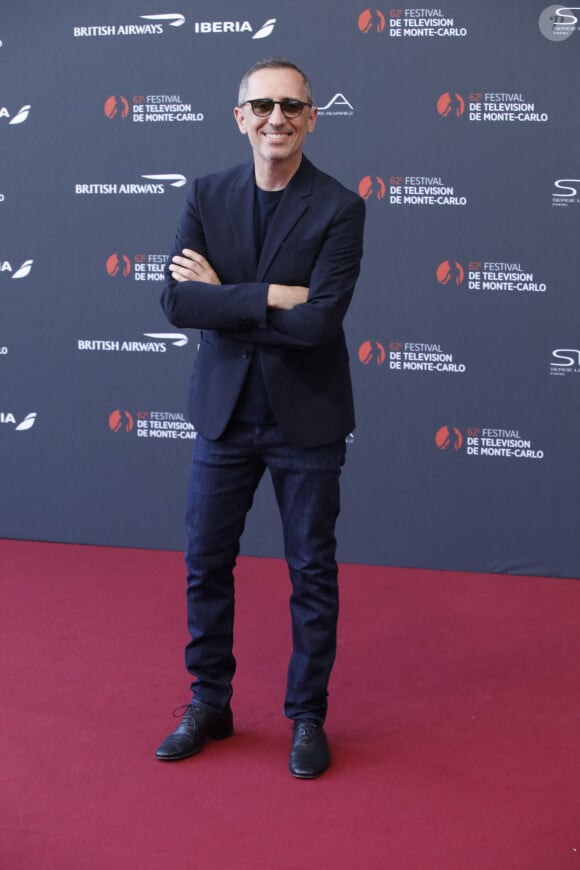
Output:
[171, 703, 197, 721]
[293, 720, 319, 743]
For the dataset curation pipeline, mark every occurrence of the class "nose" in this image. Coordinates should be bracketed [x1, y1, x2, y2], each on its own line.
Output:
[268, 103, 287, 124]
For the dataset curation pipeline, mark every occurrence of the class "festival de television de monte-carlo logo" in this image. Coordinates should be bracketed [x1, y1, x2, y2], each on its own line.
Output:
[108, 409, 196, 440]
[435, 426, 544, 460]
[358, 8, 467, 37]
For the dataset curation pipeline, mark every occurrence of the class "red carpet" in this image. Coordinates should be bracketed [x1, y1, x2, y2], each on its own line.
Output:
[1, 539, 580, 869]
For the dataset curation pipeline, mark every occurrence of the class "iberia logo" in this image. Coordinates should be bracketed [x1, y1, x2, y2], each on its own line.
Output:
[358, 176, 386, 200]
[436, 260, 465, 285]
[0, 259, 34, 279]
[0, 105, 32, 125]
[358, 8, 386, 32]
[435, 426, 463, 451]
[358, 340, 386, 365]
[109, 409, 134, 432]
[0, 412, 37, 431]
[104, 96, 130, 119]
[106, 253, 132, 277]
[437, 92, 466, 117]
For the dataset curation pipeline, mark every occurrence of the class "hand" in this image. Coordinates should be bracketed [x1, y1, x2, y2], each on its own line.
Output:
[267, 284, 309, 310]
[169, 249, 221, 285]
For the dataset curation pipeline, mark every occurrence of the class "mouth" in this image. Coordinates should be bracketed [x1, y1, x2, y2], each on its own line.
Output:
[262, 131, 292, 140]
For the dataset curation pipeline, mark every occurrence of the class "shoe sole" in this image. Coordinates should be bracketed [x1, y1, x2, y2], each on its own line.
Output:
[155, 729, 233, 762]
[289, 764, 329, 779]
[156, 746, 202, 762]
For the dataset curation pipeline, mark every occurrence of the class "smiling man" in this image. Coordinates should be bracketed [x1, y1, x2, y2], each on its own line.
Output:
[157, 59, 365, 778]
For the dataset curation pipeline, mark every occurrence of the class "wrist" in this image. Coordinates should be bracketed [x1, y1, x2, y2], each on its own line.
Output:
[267, 284, 282, 309]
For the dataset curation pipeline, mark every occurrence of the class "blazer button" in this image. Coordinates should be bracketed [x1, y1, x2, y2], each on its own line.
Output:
[241, 350, 249, 359]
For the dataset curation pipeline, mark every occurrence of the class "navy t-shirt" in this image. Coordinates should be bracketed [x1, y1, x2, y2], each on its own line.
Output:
[233, 185, 285, 423]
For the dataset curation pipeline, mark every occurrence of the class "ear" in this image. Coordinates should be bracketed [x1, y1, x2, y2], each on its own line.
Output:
[234, 106, 247, 135]
[306, 106, 318, 134]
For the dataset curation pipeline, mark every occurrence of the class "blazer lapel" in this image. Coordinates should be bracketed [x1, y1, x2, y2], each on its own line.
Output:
[256, 157, 315, 282]
[226, 161, 258, 278]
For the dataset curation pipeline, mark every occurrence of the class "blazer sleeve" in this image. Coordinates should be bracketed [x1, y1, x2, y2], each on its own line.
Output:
[160, 178, 270, 332]
[161, 178, 365, 347]
[239, 195, 366, 348]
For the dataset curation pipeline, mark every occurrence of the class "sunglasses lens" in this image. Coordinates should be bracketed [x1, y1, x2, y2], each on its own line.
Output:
[280, 100, 302, 118]
[252, 99, 274, 116]
[247, 99, 307, 118]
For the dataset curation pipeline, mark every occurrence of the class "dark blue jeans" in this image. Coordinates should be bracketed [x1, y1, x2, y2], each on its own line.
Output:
[184, 421, 346, 723]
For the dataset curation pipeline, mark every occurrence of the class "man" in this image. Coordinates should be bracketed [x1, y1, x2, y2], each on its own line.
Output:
[156, 59, 365, 778]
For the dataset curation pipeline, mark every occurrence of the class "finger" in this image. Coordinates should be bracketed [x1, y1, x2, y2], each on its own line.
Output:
[182, 248, 206, 264]
[169, 264, 192, 281]
[172, 255, 196, 268]
[172, 257, 201, 275]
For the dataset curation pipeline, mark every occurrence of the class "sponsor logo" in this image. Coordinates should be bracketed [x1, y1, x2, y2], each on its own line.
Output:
[549, 348, 580, 375]
[435, 426, 463, 451]
[552, 179, 580, 207]
[437, 426, 545, 460]
[73, 13, 185, 38]
[539, 5, 580, 40]
[140, 13, 185, 27]
[436, 260, 465, 285]
[0, 411, 37, 431]
[0, 105, 31, 125]
[437, 92, 465, 117]
[317, 94, 354, 117]
[389, 7, 467, 36]
[358, 9, 387, 32]
[436, 259, 547, 293]
[106, 253, 132, 278]
[106, 252, 169, 282]
[389, 341, 466, 373]
[78, 333, 188, 353]
[193, 18, 276, 38]
[358, 176, 386, 200]
[104, 96, 130, 119]
[71, 12, 274, 38]
[358, 340, 386, 365]
[109, 409, 134, 432]
[388, 176, 467, 206]
[437, 91, 548, 124]
[360, 8, 467, 37]
[75, 174, 186, 196]
[0, 345, 7, 356]
[105, 94, 204, 124]
[0, 259, 34, 279]
[108, 409, 197, 440]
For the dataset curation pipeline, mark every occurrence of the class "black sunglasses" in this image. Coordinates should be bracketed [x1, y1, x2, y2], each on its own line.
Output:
[240, 98, 313, 119]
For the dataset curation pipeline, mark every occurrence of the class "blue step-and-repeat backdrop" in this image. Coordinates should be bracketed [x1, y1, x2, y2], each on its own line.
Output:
[1, 2, 579, 577]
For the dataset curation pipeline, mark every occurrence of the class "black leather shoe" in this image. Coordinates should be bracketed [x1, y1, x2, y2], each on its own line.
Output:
[155, 704, 233, 761]
[289, 719, 330, 779]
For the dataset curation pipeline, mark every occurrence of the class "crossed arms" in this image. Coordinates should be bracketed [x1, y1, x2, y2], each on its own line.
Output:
[169, 249, 308, 311]
[161, 187, 365, 349]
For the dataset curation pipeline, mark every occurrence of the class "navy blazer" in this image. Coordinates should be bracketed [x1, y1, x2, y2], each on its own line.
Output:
[161, 156, 365, 448]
